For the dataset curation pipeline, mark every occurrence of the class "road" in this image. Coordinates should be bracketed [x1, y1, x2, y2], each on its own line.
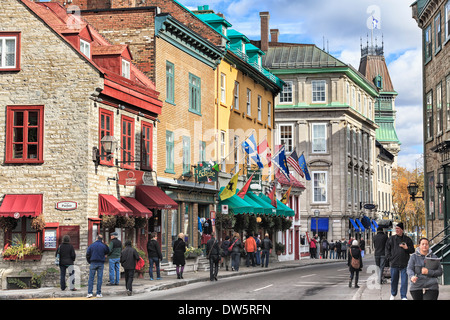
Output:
[106, 257, 375, 301]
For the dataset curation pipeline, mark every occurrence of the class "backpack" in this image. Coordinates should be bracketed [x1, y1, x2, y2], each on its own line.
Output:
[349, 249, 360, 269]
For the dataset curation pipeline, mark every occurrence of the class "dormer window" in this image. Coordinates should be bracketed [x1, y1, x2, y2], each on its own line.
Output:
[122, 59, 130, 79]
[0, 32, 20, 71]
[80, 39, 90, 58]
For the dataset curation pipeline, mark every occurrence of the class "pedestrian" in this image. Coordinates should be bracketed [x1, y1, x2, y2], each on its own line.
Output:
[254, 234, 261, 266]
[172, 232, 186, 279]
[86, 234, 110, 298]
[107, 232, 122, 286]
[206, 232, 220, 281]
[341, 238, 347, 260]
[329, 239, 335, 259]
[309, 235, 317, 259]
[348, 240, 363, 288]
[244, 232, 256, 267]
[221, 236, 231, 271]
[147, 232, 162, 280]
[321, 238, 329, 259]
[336, 240, 342, 259]
[407, 237, 442, 300]
[261, 233, 273, 268]
[385, 222, 415, 300]
[56, 235, 76, 291]
[230, 232, 243, 271]
[120, 240, 140, 296]
[373, 226, 388, 284]
[360, 238, 366, 258]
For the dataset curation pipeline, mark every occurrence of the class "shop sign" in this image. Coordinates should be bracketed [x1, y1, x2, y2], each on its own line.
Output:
[195, 161, 218, 182]
[118, 170, 144, 186]
[56, 201, 78, 211]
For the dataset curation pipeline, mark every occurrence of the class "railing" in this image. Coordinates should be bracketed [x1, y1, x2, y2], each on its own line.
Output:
[430, 225, 450, 284]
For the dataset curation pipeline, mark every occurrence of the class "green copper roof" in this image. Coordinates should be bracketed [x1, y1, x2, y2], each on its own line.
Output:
[375, 121, 401, 144]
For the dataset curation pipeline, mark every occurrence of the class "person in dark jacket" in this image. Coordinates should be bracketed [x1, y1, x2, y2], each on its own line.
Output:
[120, 240, 140, 296]
[56, 235, 76, 291]
[172, 233, 186, 279]
[348, 240, 363, 288]
[221, 236, 231, 271]
[107, 232, 122, 286]
[147, 232, 163, 280]
[206, 232, 220, 281]
[260, 233, 273, 268]
[86, 234, 110, 298]
[230, 232, 243, 271]
[373, 227, 388, 284]
[385, 222, 415, 300]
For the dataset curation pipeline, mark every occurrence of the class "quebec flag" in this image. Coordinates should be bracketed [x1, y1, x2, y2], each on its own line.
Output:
[242, 134, 264, 169]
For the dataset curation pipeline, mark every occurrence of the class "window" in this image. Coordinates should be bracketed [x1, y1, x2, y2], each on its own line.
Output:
[368, 100, 372, 120]
[268, 102, 272, 126]
[424, 25, 432, 63]
[447, 76, 450, 127]
[9, 217, 38, 247]
[428, 172, 435, 219]
[246, 89, 251, 115]
[347, 171, 352, 204]
[6, 105, 44, 163]
[166, 61, 175, 104]
[426, 90, 433, 140]
[312, 123, 327, 153]
[347, 126, 351, 154]
[182, 136, 190, 174]
[279, 124, 293, 152]
[312, 171, 327, 203]
[437, 83, 443, 134]
[80, 39, 90, 58]
[122, 59, 130, 79]
[165, 131, 174, 173]
[257, 95, 262, 121]
[99, 108, 114, 166]
[233, 81, 239, 109]
[199, 140, 206, 163]
[446, 1, 450, 42]
[346, 83, 350, 105]
[189, 73, 201, 114]
[280, 81, 293, 103]
[312, 80, 326, 103]
[234, 135, 239, 174]
[0, 32, 20, 71]
[220, 73, 226, 104]
[435, 13, 442, 52]
[141, 121, 153, 171]
[220, 131, 226, 171]
[121, 116, 134, 169]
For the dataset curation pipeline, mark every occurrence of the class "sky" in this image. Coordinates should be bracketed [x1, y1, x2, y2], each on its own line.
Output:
[182, 0, 424, 171]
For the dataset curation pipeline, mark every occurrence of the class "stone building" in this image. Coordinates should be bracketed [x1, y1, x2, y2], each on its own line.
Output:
[0, 0, 163, 288]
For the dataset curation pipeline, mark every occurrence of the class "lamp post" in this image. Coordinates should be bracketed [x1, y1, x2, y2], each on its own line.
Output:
[314, 210, 319, 259]
[407, 182, 424, 201]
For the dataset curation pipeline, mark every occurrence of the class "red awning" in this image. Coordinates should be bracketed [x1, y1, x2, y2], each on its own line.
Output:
[99, 194, 132, 216]
[135, 186, 178, 210]
[0, 194, 42, 217]
[121, 197, 152, 218]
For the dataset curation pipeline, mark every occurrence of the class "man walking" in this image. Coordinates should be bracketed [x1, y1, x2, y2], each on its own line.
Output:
[107, 232, 122, 286]
[206, 232, 220, 281]
[147, 232, 163, 280]
[260, 233, 273, 268]
[120, 240, 140, 296]
[385, 222, 414, 300]
[373, 227, 388, 284]
[86, 234, 110, 298]
[245, 232, 257, 267]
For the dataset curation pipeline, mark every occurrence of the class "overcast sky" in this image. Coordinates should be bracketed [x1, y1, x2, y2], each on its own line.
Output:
[184, 0, 423, 171]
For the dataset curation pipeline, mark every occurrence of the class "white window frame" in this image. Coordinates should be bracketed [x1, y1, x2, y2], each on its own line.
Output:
[220, 131, 226, 172]
[80, 39, 91, 58]
[311, 123, 327, 153]
[246, 89, 251, 116]
[279, 124, 293, 152]
[312, 171, 327, 203]
[445, 1, 450, 43]
[268, 101, 272, 126]
[233, 81, 239, 110]
[257, 95, 262, 121]
[311, 80, 326, 103]
[280, 81, 293, 104]
[220, 73, 226, 104]
[0, 36, 17, 69]
[122, 59, 130, 79]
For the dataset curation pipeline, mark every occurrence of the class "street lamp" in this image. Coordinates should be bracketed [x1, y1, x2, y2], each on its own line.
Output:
[407, 182, 424, 201]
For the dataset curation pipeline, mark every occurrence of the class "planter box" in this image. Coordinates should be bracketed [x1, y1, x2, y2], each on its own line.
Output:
[3, 255, 42, 261]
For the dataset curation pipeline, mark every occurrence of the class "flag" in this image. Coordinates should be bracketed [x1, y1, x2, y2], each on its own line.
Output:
[372, 16, 379, 29]
[268, 181, 277, 208]
[298, 153, 311, 181]
[265, 179, 276, 196]
[266, 148, 272, 167]
[219, 171, 239, 201]
[237, 174, 253, 199]
[286, 149, 304, 178]
[258, 138, 272, 167]
[281, 186, 292, 204]
[242, 134, 264, 169]
[272, 145, 290, 181]
[209, 160, 220, 172]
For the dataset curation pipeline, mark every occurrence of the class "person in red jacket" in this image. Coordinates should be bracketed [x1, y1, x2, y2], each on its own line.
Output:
[245, 232, 257, 267]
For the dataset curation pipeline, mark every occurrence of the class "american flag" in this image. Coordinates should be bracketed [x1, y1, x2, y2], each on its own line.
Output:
[286, 149, 304, 178]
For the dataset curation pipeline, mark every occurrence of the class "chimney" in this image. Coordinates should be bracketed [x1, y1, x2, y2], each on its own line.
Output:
[270, 29, 279, 43]
[260, 11, 270, 52]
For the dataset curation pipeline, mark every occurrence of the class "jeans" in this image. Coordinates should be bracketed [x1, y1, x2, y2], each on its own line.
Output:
[124, 269, 135, 292]
[375, 255, 386, 283]
[261, 249, 270, 267]
[88, 262, 104, 295]
[148, 257, 161, 279]
[231, 252, 240, 271]
[390, 267, 408, 299]
[209, 257, 219, 280]
[109, 258, 120, 284]
[59, 265, 75, 290]
[246, 252, 256, 267]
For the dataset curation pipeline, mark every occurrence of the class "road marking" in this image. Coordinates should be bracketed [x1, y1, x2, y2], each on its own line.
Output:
[300, 274, 317, 278]
[253, 284, 273, 292]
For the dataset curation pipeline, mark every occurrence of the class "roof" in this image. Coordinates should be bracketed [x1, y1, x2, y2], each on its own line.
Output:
[358, 54, 396, 93]
[375, 121, 401, 144]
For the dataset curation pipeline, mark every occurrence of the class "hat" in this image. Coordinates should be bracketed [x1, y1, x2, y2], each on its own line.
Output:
[352, 240, 359, 246]
[111, 232, 118, 236]
[396, 222, 404, 230]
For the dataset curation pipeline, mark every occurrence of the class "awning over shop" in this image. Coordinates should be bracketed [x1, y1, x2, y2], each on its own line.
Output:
[246, 191, 277, 215]
[121, 197, 152, 218]
[355, 219, 365, 232]
[350, 219, 359, 231]
[370, 220, 377, 232]
[218, 187, 253, 215]
[372, 220, 379, 229]
[99, 194, 132, 216]
[135, 185, 178, 210]
[258, 193, 283, 216]
[0, 194, 42, 217]
[238, 191, 265, 215]
[275, 199, 295, 217]
[311, 217, 329, 232]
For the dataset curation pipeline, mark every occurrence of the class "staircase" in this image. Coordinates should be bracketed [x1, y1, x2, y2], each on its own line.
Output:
[430, 225, 450, 285]
[161, 256, 210, 276]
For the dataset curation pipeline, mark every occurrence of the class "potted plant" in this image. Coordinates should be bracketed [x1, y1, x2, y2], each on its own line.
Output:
[275, 242, 285, 256]
[185, 246, 202, 259]
[2, 240, 42, 261]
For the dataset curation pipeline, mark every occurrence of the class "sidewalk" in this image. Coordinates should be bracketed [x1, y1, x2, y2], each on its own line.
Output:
[1, 255, 449, 300]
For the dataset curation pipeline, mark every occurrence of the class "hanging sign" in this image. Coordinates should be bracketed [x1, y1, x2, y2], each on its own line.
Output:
[118, 170, 144, 186]
[56, 201, 78, 211]
[195, 162, 218, 183]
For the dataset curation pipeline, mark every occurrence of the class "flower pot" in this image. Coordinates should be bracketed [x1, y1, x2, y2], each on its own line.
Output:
[3, 255, 42, 261]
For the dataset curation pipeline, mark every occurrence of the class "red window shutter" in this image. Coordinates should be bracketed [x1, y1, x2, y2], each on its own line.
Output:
[141, 121, 153, 171]
[121, 115, 134, 169]
[99, 108, 114, 166]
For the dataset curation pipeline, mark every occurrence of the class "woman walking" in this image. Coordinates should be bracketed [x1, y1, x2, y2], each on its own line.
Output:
[230, 232, 243, 271]
[56, 235, 77, 291]
[173, 233, 186, 279]
[348, 240, 363, 288]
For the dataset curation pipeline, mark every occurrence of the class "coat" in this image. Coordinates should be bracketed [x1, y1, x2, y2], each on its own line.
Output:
[385, 234, 415, 268]
[245, 236, 257, 253]
[206, 237, 220, 262]
[348, 245, 363, 271]
[230, 237, 243, 254]
[120, 245, 140, 270]
[57, 242, 76, 266]
[373, 231, 388, 256]
[407, 248, 442, 292]
[147, 239, 162, 260]
[172, 238, 186, 266]
[86, 239, 110, 264]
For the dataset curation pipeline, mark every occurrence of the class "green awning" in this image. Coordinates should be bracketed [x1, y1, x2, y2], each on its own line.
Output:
[258, 193, 285, 216]
[218, 187, 253, 215]
[246, 191, 277, 215]
[236, 190, 265, 215]
[276, 199, 295, 217]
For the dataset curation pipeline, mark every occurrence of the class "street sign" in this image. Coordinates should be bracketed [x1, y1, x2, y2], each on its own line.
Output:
[222, 205, 228, 214]
[363, 203, 376, 210]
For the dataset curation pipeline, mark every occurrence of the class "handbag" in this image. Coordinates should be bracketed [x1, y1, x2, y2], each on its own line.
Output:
[135, 257, 145, 271]
[228, 239, 238, 252]
[54, 245, 61, 266]
[349, 249, 360, 269]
